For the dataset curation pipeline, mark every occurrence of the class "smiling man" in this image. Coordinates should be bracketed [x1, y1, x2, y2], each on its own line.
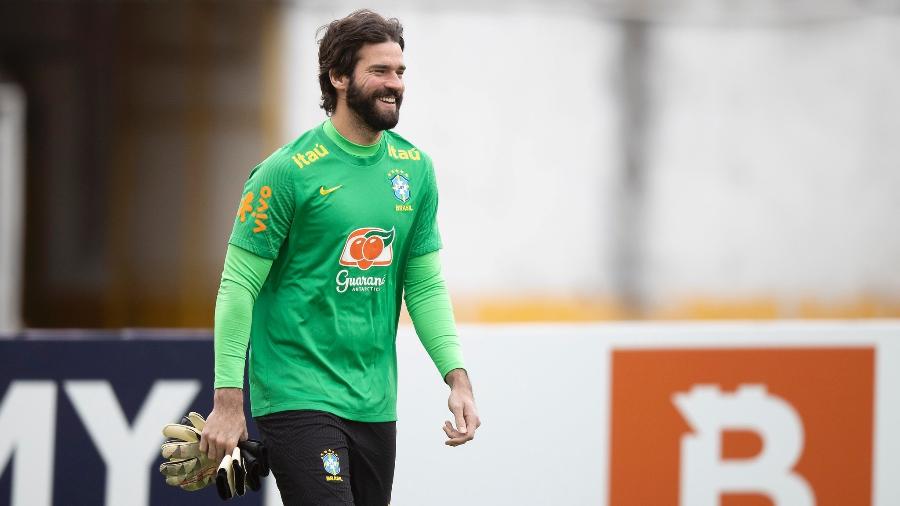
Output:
[198, 9, 480, 506]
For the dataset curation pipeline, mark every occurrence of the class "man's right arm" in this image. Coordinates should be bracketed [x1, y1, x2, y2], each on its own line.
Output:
[202, 155, 295, 461]
[200, 244, 273, 461]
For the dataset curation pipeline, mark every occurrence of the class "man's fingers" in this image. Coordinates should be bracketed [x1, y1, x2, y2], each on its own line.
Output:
[445, 434, 473, 446]
[443, 399, 481, 446]
[206, 439, 219, 462]
[443, 420, 465, 437]
[451, 407, 467, 434]
[443, 422, 464, 443]
[207, 434, 243, 462]
[443, 420, 474, 446]
[464, 410, 480, 435]
[204, 432, 222, 461]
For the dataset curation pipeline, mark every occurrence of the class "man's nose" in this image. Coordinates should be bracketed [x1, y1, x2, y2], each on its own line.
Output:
[385, 74, 403, 91]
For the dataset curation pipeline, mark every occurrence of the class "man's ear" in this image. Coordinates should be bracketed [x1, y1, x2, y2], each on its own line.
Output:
[330, 70, 349, 91]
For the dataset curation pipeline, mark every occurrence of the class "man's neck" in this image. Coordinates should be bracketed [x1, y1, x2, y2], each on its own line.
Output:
[330, 107, 382, 146]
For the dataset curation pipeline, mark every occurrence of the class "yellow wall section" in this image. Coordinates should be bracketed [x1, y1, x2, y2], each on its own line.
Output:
[412, 295, 900, 323]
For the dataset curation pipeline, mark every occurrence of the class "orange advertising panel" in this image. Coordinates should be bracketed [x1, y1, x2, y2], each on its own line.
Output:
[610, 348, 874, 506]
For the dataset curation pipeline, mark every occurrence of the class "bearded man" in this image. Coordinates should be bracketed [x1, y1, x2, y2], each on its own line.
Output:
[197, 9, 480, 506]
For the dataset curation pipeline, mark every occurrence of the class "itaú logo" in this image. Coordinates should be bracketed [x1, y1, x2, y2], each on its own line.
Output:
[338, 227, 395, 270]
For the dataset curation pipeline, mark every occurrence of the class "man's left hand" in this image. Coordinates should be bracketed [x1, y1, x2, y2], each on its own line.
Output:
[443, 368, 481, 447]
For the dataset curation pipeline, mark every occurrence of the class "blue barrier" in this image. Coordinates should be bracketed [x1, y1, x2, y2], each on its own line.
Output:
[0, 331, 263, 506]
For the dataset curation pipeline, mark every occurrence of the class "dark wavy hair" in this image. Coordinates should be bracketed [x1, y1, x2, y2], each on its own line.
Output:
[317, 10, 405, 115]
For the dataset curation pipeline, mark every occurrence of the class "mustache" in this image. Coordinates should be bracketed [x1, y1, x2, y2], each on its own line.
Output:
[375, 90, 403, 101]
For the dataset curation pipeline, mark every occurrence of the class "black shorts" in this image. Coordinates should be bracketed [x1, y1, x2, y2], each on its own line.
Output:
[255, 410, 396, 506]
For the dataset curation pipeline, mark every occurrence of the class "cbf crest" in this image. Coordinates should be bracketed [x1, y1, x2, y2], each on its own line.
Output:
[321, 449, 343, 482]
[387, 168, 411, 203]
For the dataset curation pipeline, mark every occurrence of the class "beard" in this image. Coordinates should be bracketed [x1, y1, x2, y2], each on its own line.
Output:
[345, 76, 403, 132]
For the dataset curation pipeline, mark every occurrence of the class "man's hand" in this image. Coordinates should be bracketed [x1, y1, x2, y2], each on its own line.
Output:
[443, 368, 481, 447]
[160, 410, 269, 498]
[200, 388, 249, 463]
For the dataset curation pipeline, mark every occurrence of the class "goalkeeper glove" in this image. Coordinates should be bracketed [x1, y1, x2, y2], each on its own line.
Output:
[215, 440, 270, 499]
[160, 412, 218, 491]
[159, 412, 270, 499]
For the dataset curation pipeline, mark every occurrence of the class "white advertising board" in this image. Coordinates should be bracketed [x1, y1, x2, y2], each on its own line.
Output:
[389, 321, 900, 506]
[2, 322, 896, 505]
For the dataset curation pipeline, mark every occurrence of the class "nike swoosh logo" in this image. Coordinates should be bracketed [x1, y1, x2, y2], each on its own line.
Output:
[319, 185, 343, 196]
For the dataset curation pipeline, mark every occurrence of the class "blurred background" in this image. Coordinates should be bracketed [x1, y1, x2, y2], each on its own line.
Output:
[1, 0, 899, 332]
[2, 3, 900, 506]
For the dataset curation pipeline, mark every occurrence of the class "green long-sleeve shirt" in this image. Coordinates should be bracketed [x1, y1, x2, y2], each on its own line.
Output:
[214, 245, 464, 390]
[214, 119, 464, 421]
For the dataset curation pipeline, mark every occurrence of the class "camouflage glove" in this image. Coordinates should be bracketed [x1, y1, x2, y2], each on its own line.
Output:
[160, 411, 270, 499]
[159, 412, 219, 491]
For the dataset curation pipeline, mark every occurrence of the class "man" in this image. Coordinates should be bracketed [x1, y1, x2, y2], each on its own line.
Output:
[199, 9, 480, 506]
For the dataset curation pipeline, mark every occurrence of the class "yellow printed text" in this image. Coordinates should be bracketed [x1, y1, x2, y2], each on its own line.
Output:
[292, 144, 330, 169]
[388, 144, 421, 161]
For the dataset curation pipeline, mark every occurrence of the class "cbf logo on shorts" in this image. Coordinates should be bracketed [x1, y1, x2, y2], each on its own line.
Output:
[609, 348, 874, 506]
[321, 449, 342, 482]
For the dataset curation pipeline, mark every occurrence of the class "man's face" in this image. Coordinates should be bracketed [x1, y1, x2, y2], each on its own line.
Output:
[344, 41, 405, 132]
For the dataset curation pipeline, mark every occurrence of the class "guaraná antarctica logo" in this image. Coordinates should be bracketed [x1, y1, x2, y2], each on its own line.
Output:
[336, 227, 396, 293]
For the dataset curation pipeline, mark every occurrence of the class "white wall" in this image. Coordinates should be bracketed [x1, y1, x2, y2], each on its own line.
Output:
[641, 17, 900, 309]
[280, 2, 622, 300]
[278, 2, 900, 310]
